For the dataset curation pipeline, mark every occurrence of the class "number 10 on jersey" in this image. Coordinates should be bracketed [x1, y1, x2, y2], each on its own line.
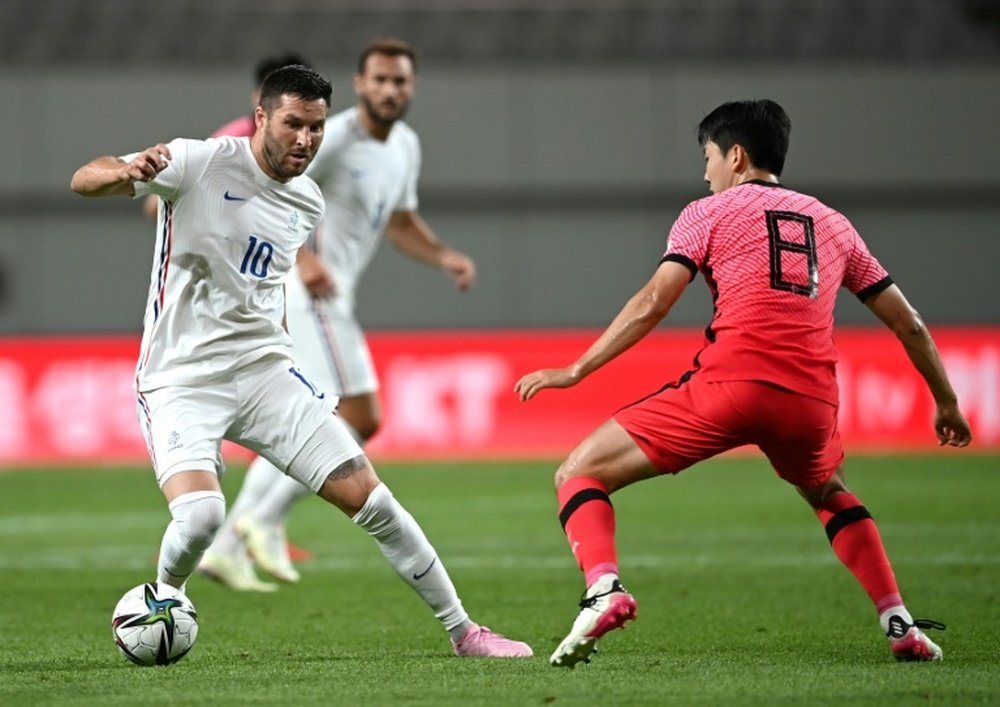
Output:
[240, 235, 274, 278]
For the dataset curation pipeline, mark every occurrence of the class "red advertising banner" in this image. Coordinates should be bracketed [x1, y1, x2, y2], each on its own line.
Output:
[0, 328, 997, 466]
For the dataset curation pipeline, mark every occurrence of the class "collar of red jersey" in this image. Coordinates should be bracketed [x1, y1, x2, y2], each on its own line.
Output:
[741, 179, 783, 188]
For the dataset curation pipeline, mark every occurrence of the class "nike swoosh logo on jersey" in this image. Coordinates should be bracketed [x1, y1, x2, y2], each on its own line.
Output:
[412, 557, 437, 580]
[224, 191, 247, 201]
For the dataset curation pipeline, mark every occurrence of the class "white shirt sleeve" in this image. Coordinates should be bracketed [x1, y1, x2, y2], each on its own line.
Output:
[125, 138, 211, 202]
[398, 130, 420, 212]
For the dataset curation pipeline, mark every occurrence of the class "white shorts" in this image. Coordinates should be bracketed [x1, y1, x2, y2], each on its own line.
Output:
[285, 277, 379, 398]
[136, 355, 363, 492]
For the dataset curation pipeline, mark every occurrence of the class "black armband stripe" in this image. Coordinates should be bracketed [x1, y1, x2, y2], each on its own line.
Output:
[559, 488, 612, 530]
[855, 276, 894, 303]
[660, 254, 698, 281]
[824, 505, 873, 544]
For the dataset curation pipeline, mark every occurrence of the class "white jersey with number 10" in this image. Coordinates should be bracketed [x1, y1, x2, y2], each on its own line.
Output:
[129, 136, 325, 392]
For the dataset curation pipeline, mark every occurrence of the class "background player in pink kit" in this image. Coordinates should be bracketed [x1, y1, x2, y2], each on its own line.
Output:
[206, 55, 306, 140]
[516, 99, 972, 668]
[71, 64, 531, 659]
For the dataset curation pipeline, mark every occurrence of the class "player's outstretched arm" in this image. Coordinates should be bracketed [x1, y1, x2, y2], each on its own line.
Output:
[516, 261, 690, 401]
[864, 284, 972, 447]
[71, 144, 172, 198]
[386, 210, 476, 291]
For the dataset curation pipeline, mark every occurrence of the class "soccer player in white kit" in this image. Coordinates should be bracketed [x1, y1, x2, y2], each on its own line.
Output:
[70, 64, 531, 658]
[202, 38, 478, 588]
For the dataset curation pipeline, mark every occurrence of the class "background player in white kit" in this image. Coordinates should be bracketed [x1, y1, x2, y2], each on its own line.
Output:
[202, 38, 477, 587]
[70, 64, 531, 659]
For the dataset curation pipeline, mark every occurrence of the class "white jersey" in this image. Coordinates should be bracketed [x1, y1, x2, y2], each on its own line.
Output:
[130, 136, 325, 392]
[303, 106, 420, 314]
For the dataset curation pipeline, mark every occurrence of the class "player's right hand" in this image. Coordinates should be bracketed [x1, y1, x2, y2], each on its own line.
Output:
[934, 402, 972, 447]
[123, 144, 171, 183]
[515, 367, 581, 401]
[441, 250, 476, 291]
[297, 249, 337, 298]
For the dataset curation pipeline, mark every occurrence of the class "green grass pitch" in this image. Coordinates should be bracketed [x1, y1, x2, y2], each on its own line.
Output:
[1, 454, 998, 705]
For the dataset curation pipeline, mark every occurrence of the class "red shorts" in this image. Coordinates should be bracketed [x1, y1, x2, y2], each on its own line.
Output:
[613, 376, 844, 488]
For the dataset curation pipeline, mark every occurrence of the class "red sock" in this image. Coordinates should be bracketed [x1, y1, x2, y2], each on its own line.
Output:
[816, 492, 901, 612]
[557, 476, 618, 586]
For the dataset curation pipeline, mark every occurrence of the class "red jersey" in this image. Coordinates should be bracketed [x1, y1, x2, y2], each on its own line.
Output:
[211, 115, 256, 138]
[663, 180, 890, 405]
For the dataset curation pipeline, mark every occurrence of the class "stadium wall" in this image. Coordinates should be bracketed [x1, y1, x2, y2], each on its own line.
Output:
[0, 64, 997, 333]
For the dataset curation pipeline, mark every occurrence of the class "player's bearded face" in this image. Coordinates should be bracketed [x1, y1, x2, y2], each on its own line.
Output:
[356, 54, 415, 127]
[257, 95, 327, 182]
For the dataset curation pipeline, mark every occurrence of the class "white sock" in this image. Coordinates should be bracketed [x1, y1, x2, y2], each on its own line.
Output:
[352, 483, 470, 638]
[158, 491, 226, 589]
[250, 468, 312, 526]
[207, 456, 285, 555]
[586, 573, 621, 596]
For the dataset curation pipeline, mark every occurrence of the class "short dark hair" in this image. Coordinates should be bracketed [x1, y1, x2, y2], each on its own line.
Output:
[258, 64, 332, 112]
[357, 37, 418, 74]
[255, 53, 310, 87]
[697, 100, 791, 176]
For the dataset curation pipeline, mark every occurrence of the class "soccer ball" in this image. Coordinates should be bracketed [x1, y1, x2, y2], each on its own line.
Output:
[111, 582, 198, 666]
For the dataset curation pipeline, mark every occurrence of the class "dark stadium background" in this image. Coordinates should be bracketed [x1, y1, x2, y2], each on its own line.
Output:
[0, 1, 997, 462]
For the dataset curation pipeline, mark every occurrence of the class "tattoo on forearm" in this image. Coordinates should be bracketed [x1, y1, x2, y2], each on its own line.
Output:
[325, 455, 367, 483]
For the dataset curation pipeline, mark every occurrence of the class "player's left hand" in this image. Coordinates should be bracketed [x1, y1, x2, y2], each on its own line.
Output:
[515, 367, 580, 401]
[441, 251, 476, 291]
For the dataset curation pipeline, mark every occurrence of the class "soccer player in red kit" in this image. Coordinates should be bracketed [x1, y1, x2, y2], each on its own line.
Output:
[515, 99, 972, 668]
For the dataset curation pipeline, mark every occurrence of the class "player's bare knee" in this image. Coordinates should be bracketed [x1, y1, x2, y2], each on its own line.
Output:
[554, 457, 597, 490]
[317, 455, 379, 515]
[798, 467, 849, 509]
[325, 454, 368, 484]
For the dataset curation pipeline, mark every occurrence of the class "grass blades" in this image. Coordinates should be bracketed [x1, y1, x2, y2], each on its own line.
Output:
[1, 454, 998, 705]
